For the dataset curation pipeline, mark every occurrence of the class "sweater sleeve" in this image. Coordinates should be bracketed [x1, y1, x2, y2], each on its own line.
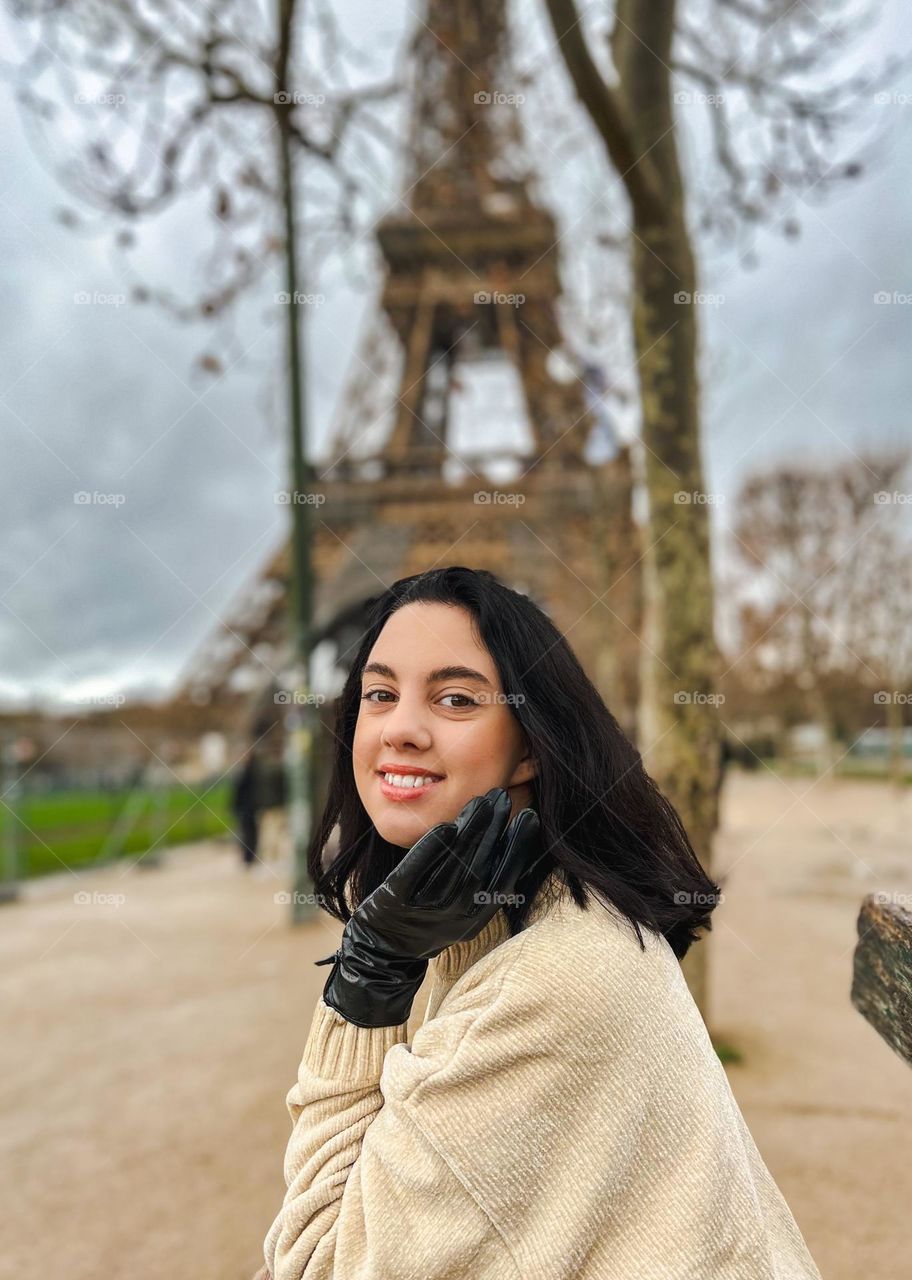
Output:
[260, 993, 521, 1280]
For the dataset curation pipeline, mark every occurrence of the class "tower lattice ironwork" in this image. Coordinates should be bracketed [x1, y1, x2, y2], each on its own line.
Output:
[175, 0, 642, 739]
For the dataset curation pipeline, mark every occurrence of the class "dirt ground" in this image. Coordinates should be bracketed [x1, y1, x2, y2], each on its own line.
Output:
[1, 771, 910, 1280]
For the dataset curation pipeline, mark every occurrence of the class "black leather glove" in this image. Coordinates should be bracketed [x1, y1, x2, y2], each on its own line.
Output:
[315, 787, 541, 1028]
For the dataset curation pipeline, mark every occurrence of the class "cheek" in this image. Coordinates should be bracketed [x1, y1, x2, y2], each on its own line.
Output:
[443, 715, 517, 775]
[352, 715, 374, 767]
[351, 723, 378, 811]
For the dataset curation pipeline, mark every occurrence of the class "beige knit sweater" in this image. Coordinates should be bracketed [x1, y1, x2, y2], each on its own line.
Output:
[260, 872, 822, 1280]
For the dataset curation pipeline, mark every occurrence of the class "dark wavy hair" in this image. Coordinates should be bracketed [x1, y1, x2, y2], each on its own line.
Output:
[309, 565, 720, 961]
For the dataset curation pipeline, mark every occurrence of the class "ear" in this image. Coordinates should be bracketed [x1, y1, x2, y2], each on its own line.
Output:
[508, 752, 538, 787]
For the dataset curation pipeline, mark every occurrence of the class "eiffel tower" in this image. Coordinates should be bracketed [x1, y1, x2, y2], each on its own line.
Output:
[175, 0, 642, 739]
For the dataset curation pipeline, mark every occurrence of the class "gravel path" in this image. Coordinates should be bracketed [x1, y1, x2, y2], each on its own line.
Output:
[1, 771, 909, 1279]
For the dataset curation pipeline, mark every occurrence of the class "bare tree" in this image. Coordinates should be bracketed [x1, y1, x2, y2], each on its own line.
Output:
[845, 488, 912, 788]
[729, 452, 908, 772]
[7, 0, 405, 920]
[8, 0, 403, 368]
[540, 0, 905, 1011]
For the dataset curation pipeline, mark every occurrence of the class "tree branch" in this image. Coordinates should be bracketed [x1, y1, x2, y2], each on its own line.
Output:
[542, 0, 665, 225]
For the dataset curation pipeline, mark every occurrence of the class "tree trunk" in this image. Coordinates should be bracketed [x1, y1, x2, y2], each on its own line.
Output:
[887, 694, 904, 791]
[628, 219, 721, 1013]
[545, 0, 722, 1017]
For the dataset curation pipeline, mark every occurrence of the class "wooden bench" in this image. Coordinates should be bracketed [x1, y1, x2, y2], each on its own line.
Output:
[851, 894, 912, 1067]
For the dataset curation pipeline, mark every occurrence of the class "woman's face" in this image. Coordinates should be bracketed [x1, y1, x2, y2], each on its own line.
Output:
[352, 601, 537, 851]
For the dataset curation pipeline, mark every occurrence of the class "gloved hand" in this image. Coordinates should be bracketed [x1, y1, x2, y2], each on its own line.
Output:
[315, 787, 541, 1028]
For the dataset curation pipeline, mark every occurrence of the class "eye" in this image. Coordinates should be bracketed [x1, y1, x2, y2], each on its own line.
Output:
[359, 690, 479, 708]
[439, 693, 479, 708]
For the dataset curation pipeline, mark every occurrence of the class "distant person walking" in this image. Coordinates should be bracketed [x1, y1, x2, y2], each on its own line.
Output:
[230, 747, 260, 869]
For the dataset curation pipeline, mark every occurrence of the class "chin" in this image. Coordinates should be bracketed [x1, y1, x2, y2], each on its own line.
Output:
[361, 793, 454, 850]
[372, 808, 441, 847]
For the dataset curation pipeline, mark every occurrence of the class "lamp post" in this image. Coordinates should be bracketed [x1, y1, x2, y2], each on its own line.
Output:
[276, 35, 320, 925]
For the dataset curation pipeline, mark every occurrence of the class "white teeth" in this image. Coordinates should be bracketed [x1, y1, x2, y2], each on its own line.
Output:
[382, 772, 440, 788]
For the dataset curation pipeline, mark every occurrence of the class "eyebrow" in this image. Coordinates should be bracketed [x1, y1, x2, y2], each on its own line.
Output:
[362, 661, 494, 688]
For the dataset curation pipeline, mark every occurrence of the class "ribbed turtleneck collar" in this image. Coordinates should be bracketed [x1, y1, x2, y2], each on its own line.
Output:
[430, 869, 571, 984]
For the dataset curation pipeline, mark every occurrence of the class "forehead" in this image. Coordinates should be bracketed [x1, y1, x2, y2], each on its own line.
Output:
[365, 601, 497, 680]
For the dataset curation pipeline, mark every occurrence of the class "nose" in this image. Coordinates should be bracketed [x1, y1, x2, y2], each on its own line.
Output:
[379, 691, 433, 753]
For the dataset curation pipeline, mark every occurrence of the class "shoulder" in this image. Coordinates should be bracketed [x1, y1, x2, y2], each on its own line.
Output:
[446, 883, 686, 1039]
[376, 892, 691, 1255]
[388, 885, 687, 1106]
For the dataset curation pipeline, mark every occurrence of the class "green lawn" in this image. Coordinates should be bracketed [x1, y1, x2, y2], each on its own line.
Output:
[1, 781, 235, 879]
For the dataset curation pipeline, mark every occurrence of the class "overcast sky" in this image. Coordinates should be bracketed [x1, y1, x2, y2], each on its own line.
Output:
[1, 0, 910, 709]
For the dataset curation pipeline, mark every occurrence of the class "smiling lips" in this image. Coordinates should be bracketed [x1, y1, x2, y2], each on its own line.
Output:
[377, 768, 445, 801]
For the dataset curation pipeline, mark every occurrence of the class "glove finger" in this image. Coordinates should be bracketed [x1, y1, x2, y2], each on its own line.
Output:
[389, 790, 513, 908]
[452, 789, 499, 844]
[461, 787, 513, 882]
[488, 807, 541, 896]
[409, 841, 464, 907]
[433, 788, 509, 890]
[411, 790, 511, 909]
[383, 824, 454, 901]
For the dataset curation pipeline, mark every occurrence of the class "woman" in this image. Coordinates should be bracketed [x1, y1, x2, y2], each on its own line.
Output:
[257, 566, 822, 1280]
